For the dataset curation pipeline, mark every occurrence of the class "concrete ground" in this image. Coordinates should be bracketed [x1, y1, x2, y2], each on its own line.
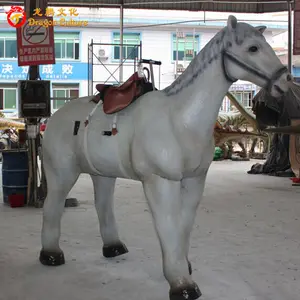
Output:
[0, 160, 299, 300]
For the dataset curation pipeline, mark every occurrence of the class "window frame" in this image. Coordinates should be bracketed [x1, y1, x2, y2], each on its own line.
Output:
[52, 84, 80, 111]
[172, 33, 200, 62]
[112, 32, 141, 62]
[0, 32, 80, 61]
[0, 37, 17, 59]
[0, 86, 17, 110]
[54, 38, 80, 61]
[230, 90, 255, 109]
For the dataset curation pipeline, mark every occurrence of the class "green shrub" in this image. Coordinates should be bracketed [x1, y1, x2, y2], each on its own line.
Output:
[213, 147, 223, 160]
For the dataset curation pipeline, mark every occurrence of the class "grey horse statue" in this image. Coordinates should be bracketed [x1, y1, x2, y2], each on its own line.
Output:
[39, 16, 292, 300]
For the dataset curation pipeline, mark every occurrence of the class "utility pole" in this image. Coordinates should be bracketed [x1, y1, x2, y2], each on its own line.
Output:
[24, 0, 48, 207]
[287, 0, 292, 73]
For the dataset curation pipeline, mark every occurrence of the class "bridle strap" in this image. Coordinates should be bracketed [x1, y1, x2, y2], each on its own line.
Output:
[222, 50, 288, 92]
[222, 51, 238, 83]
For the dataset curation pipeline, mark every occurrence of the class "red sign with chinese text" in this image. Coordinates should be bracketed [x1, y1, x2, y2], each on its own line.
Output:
[294, 0, 300, 55]
[16, 17, 55, 66]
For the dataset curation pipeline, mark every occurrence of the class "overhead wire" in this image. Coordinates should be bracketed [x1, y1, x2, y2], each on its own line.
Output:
[123, 18, 288, 29]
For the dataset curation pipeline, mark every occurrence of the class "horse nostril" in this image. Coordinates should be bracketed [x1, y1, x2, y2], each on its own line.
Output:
[287, 74, 292, 81]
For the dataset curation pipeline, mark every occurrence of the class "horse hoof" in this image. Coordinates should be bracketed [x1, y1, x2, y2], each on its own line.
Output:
[188, 260, 192, 275]
[39, 249, 65, 266]
[102, 242, 128, 258]
[65, 198, 79, 207]
[169, 282, 202, 300]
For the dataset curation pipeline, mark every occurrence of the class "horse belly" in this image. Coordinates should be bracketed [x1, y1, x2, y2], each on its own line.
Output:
[84, 113, 137, 179]
[43, 98, 135, 179]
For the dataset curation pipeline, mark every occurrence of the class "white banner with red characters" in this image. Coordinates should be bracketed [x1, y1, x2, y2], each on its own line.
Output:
[16, 17, 55, 66]
[294, 0, 300, 55]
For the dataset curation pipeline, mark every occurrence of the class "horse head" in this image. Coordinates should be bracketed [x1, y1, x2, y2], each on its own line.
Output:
[223, 15, 292, 98]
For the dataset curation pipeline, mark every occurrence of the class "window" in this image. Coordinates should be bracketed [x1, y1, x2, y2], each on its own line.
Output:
[54, 33, 79, 60]
[113, 32, 140, 60]
[52, 84, 79, 110]
[0, 87, 17, 110]
[0, 32, 80, 60]
[230, 91, 255, 109]
[173, 33, 199, 61]
[0, 32, 17, 59]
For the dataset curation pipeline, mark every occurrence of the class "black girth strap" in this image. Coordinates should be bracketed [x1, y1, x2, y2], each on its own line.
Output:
[222, 50, 288, 92]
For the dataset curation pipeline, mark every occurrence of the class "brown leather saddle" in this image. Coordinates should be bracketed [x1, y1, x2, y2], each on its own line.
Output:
[93, 72, 154, 114]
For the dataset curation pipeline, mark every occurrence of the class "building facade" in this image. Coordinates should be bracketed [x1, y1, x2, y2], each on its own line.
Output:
[0, 6, 292, 115]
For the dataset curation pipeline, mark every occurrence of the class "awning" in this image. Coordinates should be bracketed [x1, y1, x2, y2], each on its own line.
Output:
[0, 0, 294, 13]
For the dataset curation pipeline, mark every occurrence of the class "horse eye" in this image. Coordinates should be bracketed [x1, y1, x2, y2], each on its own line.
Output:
[249, 46, 258, 53]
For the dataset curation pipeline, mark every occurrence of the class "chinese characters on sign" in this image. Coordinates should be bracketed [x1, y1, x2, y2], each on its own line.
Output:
[294, 0, 300, 55]
[0, 63, 78, 80]
[18, 46, 54, 65]
[230, 84, 255, 91]
[39, 64, 73, 78]
[34, 7, 79, 17]
[16, 17, 55, 66]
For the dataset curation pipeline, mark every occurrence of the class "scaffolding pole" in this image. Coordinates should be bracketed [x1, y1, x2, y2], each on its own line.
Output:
[176, 29, 179, 78]
[119, 3, 124, 83]
[87, 42, 142, 90]
[88, 40, 93, 96]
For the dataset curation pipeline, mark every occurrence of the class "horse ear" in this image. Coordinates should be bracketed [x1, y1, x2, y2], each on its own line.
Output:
[256, 26, 266, 34]
[227, 15, 237, 30]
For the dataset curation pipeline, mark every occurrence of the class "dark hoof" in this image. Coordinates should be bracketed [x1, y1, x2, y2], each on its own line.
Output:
[65, 198, 79, 207]
[188, 260, 192, 275]
[39, 249, 65, 266]
[102, 242, 128, 258]
[169, 282, 202, 300]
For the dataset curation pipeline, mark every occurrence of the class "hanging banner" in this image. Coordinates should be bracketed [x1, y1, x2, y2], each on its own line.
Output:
[294, 0, 300, 55]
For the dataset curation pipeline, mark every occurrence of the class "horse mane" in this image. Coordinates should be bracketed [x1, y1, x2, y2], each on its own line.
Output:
[163, 23, 263, 96]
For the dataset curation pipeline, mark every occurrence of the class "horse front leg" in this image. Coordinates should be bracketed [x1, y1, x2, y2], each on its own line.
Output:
[91, 176, 128, 258]
[143, 174, 202, 300]
[181, 175, 207, 276]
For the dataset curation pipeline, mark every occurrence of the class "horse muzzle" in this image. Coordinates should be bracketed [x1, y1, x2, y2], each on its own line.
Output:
[269, 70, 292, 98]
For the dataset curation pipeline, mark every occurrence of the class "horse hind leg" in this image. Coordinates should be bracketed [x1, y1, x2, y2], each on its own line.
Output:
[91, 175, 128, 258]
[39, 158, 80, 266]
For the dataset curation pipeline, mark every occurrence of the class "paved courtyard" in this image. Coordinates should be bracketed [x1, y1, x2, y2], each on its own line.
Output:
[0, 160, 299, 300]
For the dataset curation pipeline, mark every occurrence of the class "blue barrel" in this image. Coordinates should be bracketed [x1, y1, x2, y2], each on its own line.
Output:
[2, 150, 29, 205]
